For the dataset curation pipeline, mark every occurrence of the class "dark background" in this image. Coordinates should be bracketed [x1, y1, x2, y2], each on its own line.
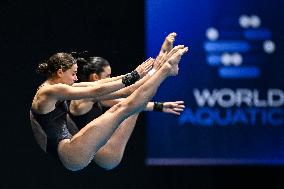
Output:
[1, 0, 284, 188]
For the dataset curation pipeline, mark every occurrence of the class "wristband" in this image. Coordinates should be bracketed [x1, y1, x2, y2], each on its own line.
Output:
[122, 70, 140, 86]
[153, 102, 163, 112]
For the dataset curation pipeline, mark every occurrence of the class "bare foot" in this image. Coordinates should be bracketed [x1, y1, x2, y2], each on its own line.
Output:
[153, 45, 185, 71]
[160, 32, 177, 54]
[167, 47, 189, 76]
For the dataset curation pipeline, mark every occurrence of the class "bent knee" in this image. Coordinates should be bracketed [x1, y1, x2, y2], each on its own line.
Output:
[103, 162, 121, 171]
[95, 157, 122, 171]
[94, 150, 123, 170]
[59, 154, 90, 171]
[57, 141, 91, 171]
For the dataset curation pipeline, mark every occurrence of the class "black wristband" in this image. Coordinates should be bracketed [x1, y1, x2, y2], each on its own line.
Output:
[153, 102, 163, 112]
[122, 70, 140, 86]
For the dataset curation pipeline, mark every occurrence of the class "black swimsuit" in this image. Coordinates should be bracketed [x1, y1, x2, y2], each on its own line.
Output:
[69, 102, 103, 130]
[31, 100, 72, 158]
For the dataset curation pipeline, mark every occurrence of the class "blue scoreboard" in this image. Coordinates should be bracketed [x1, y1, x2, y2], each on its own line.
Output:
[146, 0, 284, 165]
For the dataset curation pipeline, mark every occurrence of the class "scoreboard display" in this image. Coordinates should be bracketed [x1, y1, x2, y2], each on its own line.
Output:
[146, 0, 284, 165]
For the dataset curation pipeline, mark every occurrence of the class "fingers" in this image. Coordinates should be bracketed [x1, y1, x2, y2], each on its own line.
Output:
[163, 100, 186, 115]
[164, 102, 185, 110]
[172, 100, 184, 105]
[173, 101, 185, 109]
[144, 65, 153, 73]
[172, 108, 184, 112]
[143, 57, 152, 63]
[169, 110, 181, 115]
[135, 58, 155, 77]
[175, 105, 185, 109]
[166, 109, 182, 115]
[145, 58, 155, 68]
[170, 104, 185, 109]
[142, 57, 154, 67]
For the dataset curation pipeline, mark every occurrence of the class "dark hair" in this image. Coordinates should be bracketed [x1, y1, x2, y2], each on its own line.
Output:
[36, 52, 76, 77]
[77, 57, 110, 82]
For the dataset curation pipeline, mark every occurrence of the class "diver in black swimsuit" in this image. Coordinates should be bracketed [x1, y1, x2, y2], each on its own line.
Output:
[68, 55, 185, 169]
[30, 33, 188, 171]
